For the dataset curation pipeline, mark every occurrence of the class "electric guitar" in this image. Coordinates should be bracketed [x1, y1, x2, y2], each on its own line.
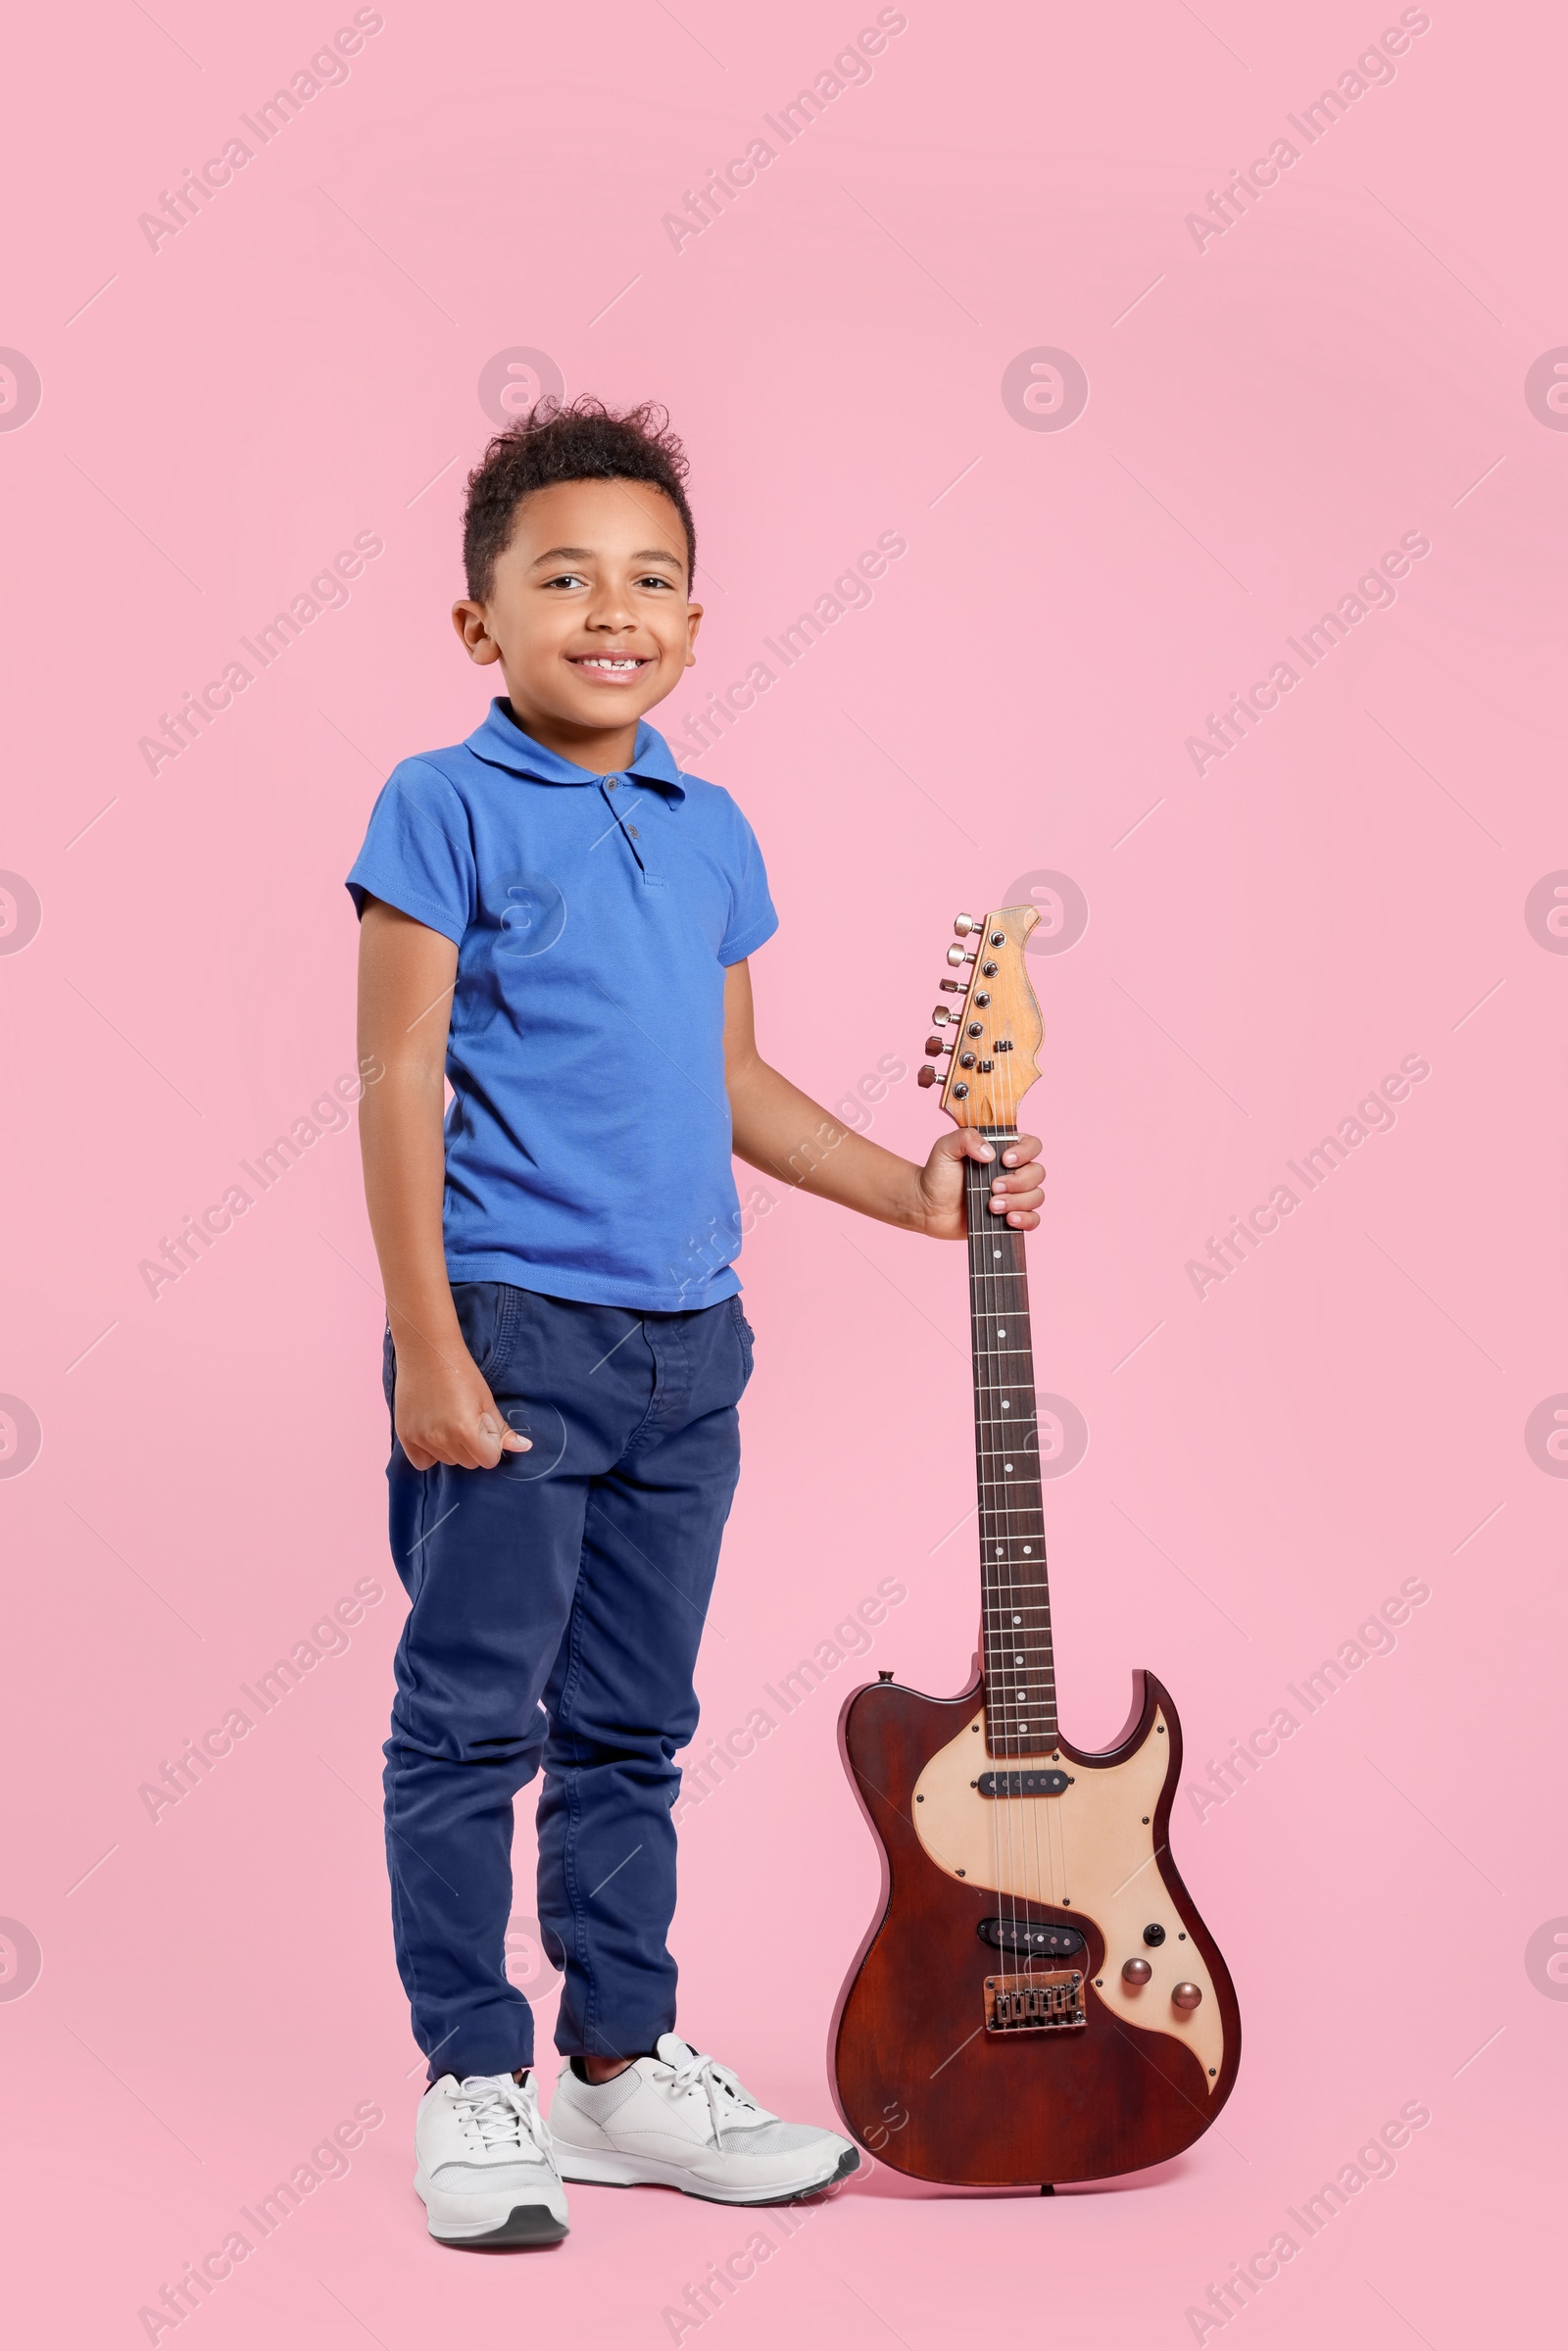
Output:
[828, 904, 1241, 2186]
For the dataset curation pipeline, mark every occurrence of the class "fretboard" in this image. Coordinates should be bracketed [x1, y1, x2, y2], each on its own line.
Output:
[964, 1139, 1055, 1756]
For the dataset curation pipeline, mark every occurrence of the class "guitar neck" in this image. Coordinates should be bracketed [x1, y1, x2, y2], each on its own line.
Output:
[964, 1137, 1055, 1757]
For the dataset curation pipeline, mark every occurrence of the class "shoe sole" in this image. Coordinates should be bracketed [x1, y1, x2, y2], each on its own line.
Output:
[424, 2202, 568, 2249]
[555, 2142, 859, 2205]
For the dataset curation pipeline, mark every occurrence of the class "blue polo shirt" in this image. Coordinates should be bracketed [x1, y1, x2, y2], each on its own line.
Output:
[346, 700, 776, 1311]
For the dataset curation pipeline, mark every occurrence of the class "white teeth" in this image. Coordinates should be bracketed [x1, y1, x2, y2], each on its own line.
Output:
[578, 657, 641, 670]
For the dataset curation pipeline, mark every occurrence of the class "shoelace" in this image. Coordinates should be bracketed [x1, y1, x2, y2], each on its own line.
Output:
[454, 2076, 553, 2164]
[656, 2047, 766, 2146]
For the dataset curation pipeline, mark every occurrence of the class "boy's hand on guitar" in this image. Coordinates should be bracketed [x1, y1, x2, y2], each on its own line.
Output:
[393, 1345, 533, 1473]
[916, 1130, 1045, 1240]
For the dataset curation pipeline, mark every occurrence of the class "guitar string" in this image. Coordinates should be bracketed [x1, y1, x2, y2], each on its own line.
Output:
[991, 930, 1032, 1991]
[997, 974, 1049, 1987]
[984, 918, 1054, 1997]
[998, 992, 1051, 1976]
[969, 1142, 1008, 2003]
[967, 1111, 1014, 1999]
[968, 951, 1019, 2004]
[969, 920, 1035, 2002]
[983, 999, 1024, 1988]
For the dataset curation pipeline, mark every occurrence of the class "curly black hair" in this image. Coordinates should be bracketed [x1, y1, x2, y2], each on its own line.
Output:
[462, 396, 696, 601]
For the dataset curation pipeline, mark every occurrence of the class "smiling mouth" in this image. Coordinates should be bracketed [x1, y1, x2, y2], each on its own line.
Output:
[569, 655, 650, 674]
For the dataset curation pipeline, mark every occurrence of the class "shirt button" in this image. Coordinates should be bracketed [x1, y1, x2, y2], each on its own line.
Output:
[627, 824, 640, 838]
[605, 778, 618, 791]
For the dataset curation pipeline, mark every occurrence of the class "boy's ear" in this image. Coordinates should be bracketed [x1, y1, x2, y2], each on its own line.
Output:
[451, 600, 501, 664]
[685, 599, 704, 666]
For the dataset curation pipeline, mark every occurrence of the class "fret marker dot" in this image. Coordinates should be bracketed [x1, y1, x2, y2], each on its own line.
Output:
[997, 1327, 1006, 1337]
[1012, 1615, 1021, 1624]
[1002, 1400, 1010, 1411]
[1023, 1545, 1032, 1555]
[1004, 1462, 1014, 1473]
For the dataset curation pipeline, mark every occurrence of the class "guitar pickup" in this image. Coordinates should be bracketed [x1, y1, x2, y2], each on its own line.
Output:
[977, 1768, 1071, 1796]
[984, 1970, 1085, 2033]
[979, 1919, 1085, 1959]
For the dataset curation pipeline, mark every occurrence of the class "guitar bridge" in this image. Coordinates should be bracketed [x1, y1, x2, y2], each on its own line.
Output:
[984, 1970, 1085, 2033]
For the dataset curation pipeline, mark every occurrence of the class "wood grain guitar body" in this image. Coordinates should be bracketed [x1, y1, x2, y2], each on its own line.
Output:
[830, 1665, 1242, 2185]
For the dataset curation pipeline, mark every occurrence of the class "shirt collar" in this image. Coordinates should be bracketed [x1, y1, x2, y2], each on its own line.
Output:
[466, 699, 687, 801]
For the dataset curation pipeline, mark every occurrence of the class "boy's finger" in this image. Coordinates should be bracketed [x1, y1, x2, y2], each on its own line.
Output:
[477, 1407, 533, 1458]
[989, 1173, 1045, 1200]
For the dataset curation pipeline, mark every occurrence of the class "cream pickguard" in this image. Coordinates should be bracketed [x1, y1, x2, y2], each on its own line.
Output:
[910, 1701, 1225, 2088]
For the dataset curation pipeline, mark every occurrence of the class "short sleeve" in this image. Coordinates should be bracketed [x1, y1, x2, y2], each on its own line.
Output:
[717, 800, 778, 965]
[345, 759, 475, 945]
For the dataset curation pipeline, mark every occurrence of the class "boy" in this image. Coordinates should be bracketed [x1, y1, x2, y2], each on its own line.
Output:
[347, 398, 1043, 2246]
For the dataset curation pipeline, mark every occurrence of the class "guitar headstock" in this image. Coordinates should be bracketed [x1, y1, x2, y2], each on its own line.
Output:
[918, 906, 1043, 1129]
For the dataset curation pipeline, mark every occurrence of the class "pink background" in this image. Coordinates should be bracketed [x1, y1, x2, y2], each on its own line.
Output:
[2, 3, 1563, 2343]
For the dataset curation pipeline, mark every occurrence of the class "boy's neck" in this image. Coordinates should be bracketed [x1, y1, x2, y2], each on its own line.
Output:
[500, 696, 642, 777]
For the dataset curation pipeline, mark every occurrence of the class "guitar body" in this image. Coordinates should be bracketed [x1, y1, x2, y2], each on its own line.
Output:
[828, 903, 1240, 2184]
[831, 1666, 1241, 2184]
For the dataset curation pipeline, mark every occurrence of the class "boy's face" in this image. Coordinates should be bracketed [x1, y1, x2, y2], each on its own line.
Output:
[452, 477, 701, 763]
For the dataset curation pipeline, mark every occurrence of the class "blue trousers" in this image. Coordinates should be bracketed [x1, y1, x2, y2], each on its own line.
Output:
[380, 1283, 752, 2080]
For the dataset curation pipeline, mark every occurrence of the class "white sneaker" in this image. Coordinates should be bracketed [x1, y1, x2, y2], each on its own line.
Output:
[414, 2072, 568, 2247]
[549, 2034, 858, 2205]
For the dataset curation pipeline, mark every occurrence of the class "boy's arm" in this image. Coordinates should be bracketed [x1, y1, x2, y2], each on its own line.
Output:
[356, 899, 529, 1471]
[722, 960, 1044, 1238]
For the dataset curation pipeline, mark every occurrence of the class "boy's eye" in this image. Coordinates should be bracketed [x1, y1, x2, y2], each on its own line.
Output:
[542, 572, 588, 590]
[635, 573, 676, 592]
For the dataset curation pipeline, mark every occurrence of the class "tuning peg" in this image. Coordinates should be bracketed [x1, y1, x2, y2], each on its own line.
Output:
[939, 979, 964, 995]
[932, 1007, 957, 1024]
[917, 1065, 939, 1089]
[947, 946, 977, 967]
[954, 913, 979, 936]
[924, 1034, 954, 1057]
